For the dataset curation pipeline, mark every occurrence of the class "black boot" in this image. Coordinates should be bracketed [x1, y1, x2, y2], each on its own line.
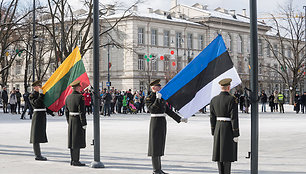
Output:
[158, 157, 169, 174]
[71, 148, 85, 166]
[223, 162, 231, 174]
[152, 156, 161, 174]
[217, 162, 224, 174]
[33, 143, 47, 161]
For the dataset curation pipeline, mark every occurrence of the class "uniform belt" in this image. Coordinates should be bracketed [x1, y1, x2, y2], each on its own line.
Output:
[33, 108, 46, 112]
[69, 112, 80, 116]
[151, 114, 165, 117]
[217, 117, 231, 121]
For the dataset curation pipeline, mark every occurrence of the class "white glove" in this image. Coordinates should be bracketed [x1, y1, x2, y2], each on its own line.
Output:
[156, 92, 162, 99]
[180, 118, 188, 123]
[82, 125, 87, 130]
[233, 137, 239, 143]
[39, 88, 43, 94]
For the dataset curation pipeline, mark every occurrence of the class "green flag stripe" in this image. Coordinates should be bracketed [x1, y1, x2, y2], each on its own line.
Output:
[44, 60, 86, 107]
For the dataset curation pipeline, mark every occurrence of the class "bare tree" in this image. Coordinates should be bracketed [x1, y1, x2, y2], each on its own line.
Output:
[262, 1, 305, 104]
[0, 0, 32, 86]
[36, 0, 141, 66]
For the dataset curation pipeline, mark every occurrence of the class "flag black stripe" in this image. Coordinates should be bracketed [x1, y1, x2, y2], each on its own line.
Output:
[167, 51, 233, 110]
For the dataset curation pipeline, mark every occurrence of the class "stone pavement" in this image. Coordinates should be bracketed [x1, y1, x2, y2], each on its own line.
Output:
[0, 105, 306, 174]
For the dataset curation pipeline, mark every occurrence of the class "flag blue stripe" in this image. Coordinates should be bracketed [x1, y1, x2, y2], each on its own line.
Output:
[160, 35, 227, 100]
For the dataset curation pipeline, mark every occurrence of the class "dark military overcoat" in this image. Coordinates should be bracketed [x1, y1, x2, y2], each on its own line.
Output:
[65, 91, 87, 149]
[145, 92, 181, 157]
[210, 91, 239, 162]
[29, 91, 48, 144]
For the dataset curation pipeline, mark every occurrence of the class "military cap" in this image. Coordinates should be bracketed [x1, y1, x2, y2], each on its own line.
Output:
[70, 80, 81, 87]
[150, 79, 161, 86]
[32, 80, 42, 87]
[218, 78, 232, 86]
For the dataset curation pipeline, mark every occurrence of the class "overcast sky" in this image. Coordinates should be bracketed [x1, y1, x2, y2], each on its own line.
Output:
[65, 0, 304, 17]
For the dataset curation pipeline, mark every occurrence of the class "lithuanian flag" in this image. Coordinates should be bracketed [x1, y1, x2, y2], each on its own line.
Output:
[42, 46, 90, 112]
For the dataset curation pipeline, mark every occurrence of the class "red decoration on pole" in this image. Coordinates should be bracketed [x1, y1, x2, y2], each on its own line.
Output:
[172, 62, 176, 66]
[171, 50, 174, 55]
[109, 62, 112, 68]
[160, 56, 164, 60]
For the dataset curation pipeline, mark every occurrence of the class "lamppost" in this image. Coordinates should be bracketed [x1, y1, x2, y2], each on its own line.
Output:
[107, 40, 110, 91]
[32, 0, 36, 82]
[304, 6, 306, 91]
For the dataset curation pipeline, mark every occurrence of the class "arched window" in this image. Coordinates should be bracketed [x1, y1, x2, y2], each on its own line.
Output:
[258, 39, 263, 55]
[237, 35, 243, 53]
[225, 33, 232, 51]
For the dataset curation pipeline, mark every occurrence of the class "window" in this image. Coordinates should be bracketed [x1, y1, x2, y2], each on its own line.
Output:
[151, 29, 158, 46]
[163, 30, 170, 47]
[238, 61, 244, 73]
[225, 33, 232, 51]
[176, 32, 182, 48]
[138, 54, 144, 70]
[287, 47, 292, 58]
[177, 56, 182, 71]
[246, 36, 250, 53]
[274, 64, 278, 77]
[273, 44, 278, 56]
[266, 44, 271, 57]
[237, 35, 243, 53]
[77, 31, 82, 46]
[15, 60, 21, 75]
[267, 63, 271, 77]
[187, 33, 193, 49]
[199, 35, 204, 50]
[138, 27, 144, 44]
[258, 39, 263, 55]
[139, 81, 144, 91]
[164, 56, 169, 71]
[152, 56, 158, 71]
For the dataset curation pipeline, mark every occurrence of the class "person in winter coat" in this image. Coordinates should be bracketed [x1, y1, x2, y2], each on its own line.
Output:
[29, 80, 54, 161]
[259, 90, 268, 112]
[268, 94, 275, 112]
[9, 89, 17, 114]
[210, 78, 239, 174]
[277, 92, 285, 113]
[15, 88, 22, 114]
[83, 89, 91, 115]
[65, 80, 87, 166]
[1, 87, 8, 113]
[294, 93, 301, 114]
[145, 79, 187, 174]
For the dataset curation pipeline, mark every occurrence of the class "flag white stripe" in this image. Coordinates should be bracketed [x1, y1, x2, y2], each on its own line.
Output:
[178, 67, 241, 118]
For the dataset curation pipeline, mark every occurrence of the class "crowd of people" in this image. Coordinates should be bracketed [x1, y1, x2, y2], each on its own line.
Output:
[234, 89, 286, 113]
[0, 86, 150, 119]
[1, 87, 23, 115]
[293, 91, 306, 114]
[81, 87, 147, 116]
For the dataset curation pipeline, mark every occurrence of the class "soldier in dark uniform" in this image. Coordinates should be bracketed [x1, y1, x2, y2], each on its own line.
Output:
[29, 80, 54, 161]
[65, 80, 87, 166]
[210, 78, 240, 174]
[145, 79, 188, 174]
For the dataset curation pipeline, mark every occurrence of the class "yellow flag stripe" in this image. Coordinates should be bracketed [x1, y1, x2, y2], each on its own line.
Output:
[42, 46, 81, 92]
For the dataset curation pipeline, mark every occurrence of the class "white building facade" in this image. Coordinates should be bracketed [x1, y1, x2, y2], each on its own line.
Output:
[7, 1, 305, 98]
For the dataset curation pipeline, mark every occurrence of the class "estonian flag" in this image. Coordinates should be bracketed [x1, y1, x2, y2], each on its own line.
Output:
[160, 35, 241, 118]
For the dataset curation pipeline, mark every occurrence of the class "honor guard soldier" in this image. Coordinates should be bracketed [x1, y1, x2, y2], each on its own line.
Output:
[210, 78, 240, 174]
[145, 79, 188, 174]
[65, 80, 87, 166]
[29, 80, 54, 161]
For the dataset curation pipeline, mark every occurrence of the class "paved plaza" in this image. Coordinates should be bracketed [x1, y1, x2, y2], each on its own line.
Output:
[0, 105, 306, 174]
